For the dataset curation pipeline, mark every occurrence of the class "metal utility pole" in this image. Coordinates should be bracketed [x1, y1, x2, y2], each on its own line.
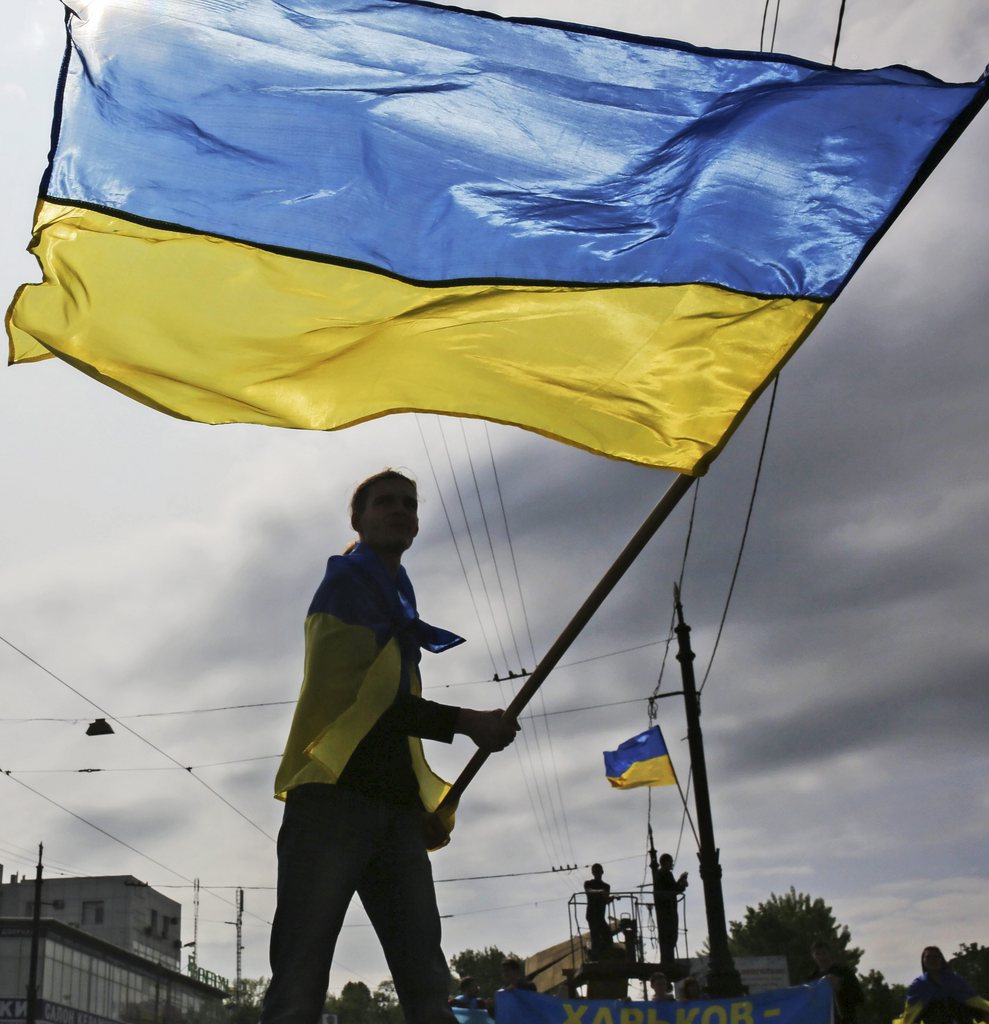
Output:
[673, 585, 743, 998]
[192, 878, 200, 968]
[235, 888, 244, 1004]
[27, 843, 43, 1024]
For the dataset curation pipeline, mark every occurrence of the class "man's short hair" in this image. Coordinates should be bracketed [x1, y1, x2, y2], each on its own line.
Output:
[502, 959, 522, 971]
[350, 469, 416, 519]
[458, 976, 477, 992]
[659, 853, 674, 867]
[811, 941, 832, 954]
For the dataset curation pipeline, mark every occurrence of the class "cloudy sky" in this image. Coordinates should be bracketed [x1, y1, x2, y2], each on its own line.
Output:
[2, 0, 987, 1002]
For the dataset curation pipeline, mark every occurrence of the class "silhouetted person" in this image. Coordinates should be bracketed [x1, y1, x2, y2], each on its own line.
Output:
[498, 959, 535, 993]
[584, 863, 613, 959]
[678, 977, 703, 1001]
[451, 977, 484, 1010]
[903, 946, 989, 1024]
[655, 853, 687, 964]
[258, 470, 518, 1024]
[649, 972, 675, 1002]
[807, 940, 863, 1024]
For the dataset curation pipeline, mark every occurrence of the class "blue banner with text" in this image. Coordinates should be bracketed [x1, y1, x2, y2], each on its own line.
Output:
[495, 982, 831, 1024]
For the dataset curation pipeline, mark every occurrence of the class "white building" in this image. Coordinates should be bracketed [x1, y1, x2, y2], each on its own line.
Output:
[0, 875, 228, 1024]
[0, 876, 182, 970]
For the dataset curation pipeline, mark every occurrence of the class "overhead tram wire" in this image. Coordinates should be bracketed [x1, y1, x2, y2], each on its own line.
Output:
[438, 418, 513, 669]
[768, 0, 783, 52]
[0, 637, 669, 722]
[699, 377, 779, 696]
[0, 632, 276, 844]
[649, 0, 794, 876]
[420, 418, 560, 867]
[460, 420, 525, 671]
[645, 374, 782, 894]
[416, 414, 500, 675]
[4, 772, 196, 882]
[483, 423, 578, 862]
[0, 697, 674, 776]
[419, 418, 571, 870]
[463, 424, 576, 867]
[1, 772, 272, 931]
[439, 421, 575, 872]
[484, 423, 538, 667]
[460, 425, 577, 872]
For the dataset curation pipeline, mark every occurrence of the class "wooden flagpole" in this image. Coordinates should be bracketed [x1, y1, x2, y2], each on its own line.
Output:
[430, 471, 696, 834]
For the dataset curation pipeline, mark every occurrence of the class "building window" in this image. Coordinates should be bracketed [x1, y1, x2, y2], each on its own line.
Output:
[82, 900, 105, 925]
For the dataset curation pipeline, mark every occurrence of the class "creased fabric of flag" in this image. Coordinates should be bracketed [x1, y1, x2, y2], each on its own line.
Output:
[7, 1, 988, 471]
[274, 542, 464, 838]
[604, 724, 677, 789]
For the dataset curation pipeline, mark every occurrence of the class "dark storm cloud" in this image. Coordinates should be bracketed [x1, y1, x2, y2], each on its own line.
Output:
[714, 643, 989, 776]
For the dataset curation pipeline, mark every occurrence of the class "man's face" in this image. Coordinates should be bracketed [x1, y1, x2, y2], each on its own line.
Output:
[922, 949, 945, 973]
[812, 947, 832, 971]
[352, 477, 419, 555]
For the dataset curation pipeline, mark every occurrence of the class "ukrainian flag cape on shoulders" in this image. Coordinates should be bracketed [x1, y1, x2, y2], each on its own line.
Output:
[275, 544, 464, 830]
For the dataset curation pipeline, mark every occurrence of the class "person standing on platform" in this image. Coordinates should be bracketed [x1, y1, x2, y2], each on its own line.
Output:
[584, 863, 613, 960]
[655, 853, 688, 964]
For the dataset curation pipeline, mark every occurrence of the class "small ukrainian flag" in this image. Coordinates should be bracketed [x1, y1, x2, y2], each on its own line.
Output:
[604, 725, 677, 789]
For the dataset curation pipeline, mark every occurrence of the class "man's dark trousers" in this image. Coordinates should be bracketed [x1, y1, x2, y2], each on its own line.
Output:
[258, 784, 451, 1024]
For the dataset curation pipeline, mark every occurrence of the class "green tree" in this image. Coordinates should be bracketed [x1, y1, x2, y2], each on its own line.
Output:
[325, 980, 373, 1024]
[952, 943, 989, 995]
[859, 969, 906, 1024]
[369, 980, 403, 1024]
[324, 979, 402, 1024]
[225, 976, 269, 1024]
[727, 887, 864, 984]
[450, 946, 526, 1000]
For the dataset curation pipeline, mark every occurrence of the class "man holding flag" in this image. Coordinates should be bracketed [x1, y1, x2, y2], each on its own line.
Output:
[259, 469, 518, 1024]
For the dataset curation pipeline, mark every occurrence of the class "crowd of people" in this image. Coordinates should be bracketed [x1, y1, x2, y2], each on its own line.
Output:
[448, 959, 536, 1017]
[644, 941, 989, 1024]
[445, 942, 989, 1024]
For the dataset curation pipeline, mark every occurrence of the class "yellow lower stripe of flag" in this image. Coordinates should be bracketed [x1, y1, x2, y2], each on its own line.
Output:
[606, 754, 678, 789]
[8, 202, 824, 472]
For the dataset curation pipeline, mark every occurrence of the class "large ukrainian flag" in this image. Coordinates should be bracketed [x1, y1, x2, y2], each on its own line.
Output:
[7, 1, 987, 471]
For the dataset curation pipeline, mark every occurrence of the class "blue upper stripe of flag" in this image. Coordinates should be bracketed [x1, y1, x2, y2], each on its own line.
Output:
[48, 0, 987, 297]
[604, 725, 670, 778]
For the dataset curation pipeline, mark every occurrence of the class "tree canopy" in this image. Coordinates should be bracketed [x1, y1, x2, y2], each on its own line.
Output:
[323, 980, 402, 1024]
[951, 943, 989, 994]
[450, 946, 526, 999]
[727, 887, 863, 984]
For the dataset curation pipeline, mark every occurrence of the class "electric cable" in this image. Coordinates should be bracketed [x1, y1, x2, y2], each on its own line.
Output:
[437, 418, 512, 670]
[484, 424, 578, 862]
[416, 414, 500, 674]
[698, 376, 779, 695]
[0, 634, 275, 842]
